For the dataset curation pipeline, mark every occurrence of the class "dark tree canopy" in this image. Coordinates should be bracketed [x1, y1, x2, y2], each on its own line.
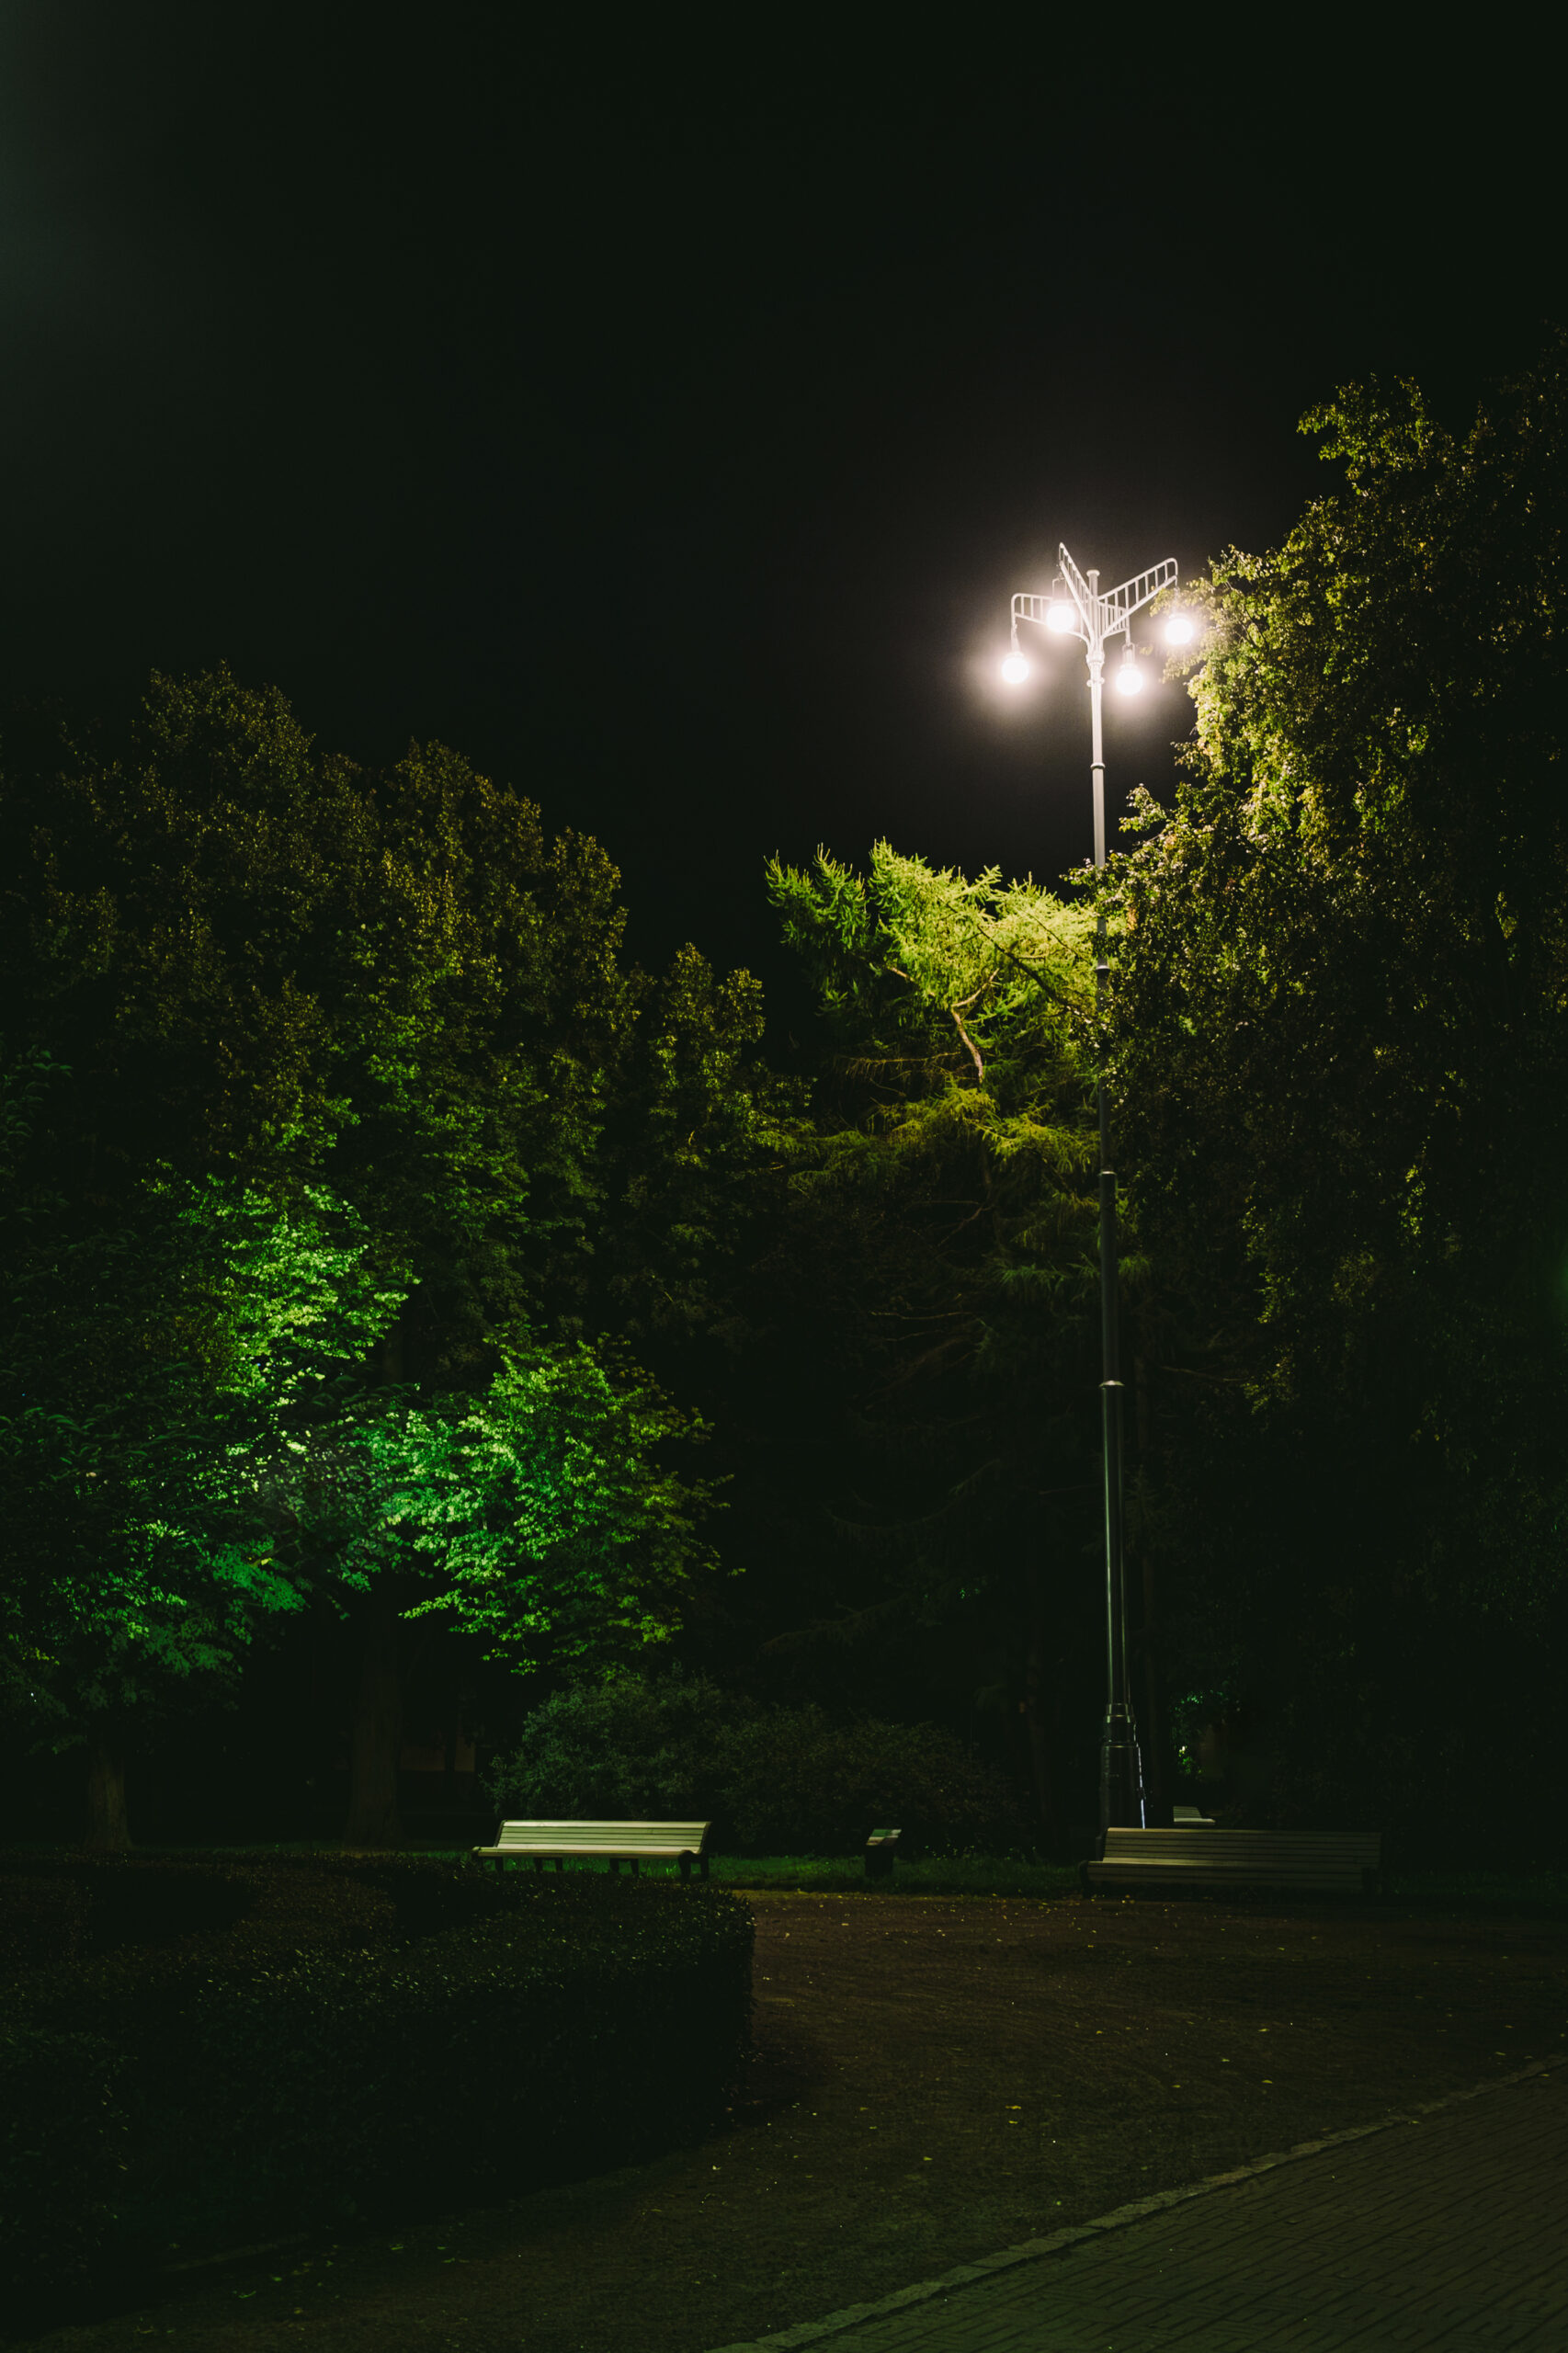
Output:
[1, 671, 785, 1839]
[1102, 346, 1568, 1833]
[1, 671, 641, 1380]
[698, 846, 1114, 1835]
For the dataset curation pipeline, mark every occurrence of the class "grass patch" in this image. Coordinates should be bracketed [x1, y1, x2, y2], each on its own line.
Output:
[155, 1845, 1081, 1897]
[33, 1846, 1568, 1914]
[709, 1853, 1083, 1898]
[468, 1852, 1083, 1897]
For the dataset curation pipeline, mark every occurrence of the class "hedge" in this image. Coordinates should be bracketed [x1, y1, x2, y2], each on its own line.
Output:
[0, 2022, 127, 2304]
[0, 1855, 753, 2317]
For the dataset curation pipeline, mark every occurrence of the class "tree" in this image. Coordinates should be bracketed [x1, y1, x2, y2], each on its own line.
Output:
[0, 674, 639, 1379]
[718, 844, 1113, 1841]
[0, 1045, 400, 1845]
[1103, 346, 1568, 1841]
[292, 1345, 722, 1845]
[1, 671, 779, 1842]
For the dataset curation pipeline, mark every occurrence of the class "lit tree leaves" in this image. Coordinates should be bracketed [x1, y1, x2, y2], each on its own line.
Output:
[0, 1060, 402, 1739]
[301, 1346, 720, 1666]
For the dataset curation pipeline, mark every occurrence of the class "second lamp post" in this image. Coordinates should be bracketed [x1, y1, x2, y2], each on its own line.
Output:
[1004, 545, 1189, 1840]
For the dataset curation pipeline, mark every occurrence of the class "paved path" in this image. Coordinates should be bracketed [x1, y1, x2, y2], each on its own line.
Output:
[713, 2060, 1568, 2352]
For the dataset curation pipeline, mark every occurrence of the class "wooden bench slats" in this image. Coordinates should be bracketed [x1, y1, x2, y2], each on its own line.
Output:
[1101, 1832, 1381, 1852]
[472, 1820, 713, 1877]
[1091, 1865, 1370, 1883]
[485, 1822, 710, 1845]
[471, 1835, 701, 1854]
[1085, 1827, 1382, 1895]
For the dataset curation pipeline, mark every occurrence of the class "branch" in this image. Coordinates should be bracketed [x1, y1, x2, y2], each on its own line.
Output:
[949, 1003, 984, 1083]
[949, 982, 993, 1085]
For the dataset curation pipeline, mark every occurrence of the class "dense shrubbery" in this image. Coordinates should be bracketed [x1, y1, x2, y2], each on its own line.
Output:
[485, 1675, 1024, 1853]
[1, 2020, 126, 2302]
[0, 1854, 752, 2317]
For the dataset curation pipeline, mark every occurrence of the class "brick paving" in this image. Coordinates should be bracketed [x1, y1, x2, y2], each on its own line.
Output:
[712, 2062, 1568, 2352]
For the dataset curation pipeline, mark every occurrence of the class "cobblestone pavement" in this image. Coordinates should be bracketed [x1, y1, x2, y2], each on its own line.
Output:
[713, 2060, 1568, 2352]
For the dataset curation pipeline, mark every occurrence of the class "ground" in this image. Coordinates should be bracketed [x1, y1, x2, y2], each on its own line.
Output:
[19, 1889, 1568, 2353]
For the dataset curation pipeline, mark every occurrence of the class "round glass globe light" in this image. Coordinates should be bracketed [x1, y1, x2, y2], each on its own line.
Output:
[1046, 600, 1076, 634]
[1165, 612, 1195, 646]
[1001, 650, 1030, 685]
[1116, 661, 1144, 697]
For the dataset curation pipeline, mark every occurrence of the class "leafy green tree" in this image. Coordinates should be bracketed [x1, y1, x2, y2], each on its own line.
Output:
[724, 844, 1112, 1839]
[1, 671, 781, 1842]
[1103, 346, 1568, 1840]
[0, 674, 639, 1378]
[598, 942, 806, 1346]
[0, 1045, 400, 1844]
[291, 1346, 722, 1846]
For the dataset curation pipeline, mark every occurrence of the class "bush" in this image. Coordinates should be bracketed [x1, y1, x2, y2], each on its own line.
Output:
[0, 2024, 127, 2304]
[485, 1675, 1024, 1854]
[710, 1708, 1023, 1852]
[0, 1854, 752, 2313]
[484, 1674, 747, 1820]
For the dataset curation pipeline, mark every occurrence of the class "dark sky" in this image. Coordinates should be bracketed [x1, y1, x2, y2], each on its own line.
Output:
[3, 9, 1562, 1002]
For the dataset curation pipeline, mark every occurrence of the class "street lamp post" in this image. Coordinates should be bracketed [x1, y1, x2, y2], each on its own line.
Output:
[1005, 544, 1183, 1843]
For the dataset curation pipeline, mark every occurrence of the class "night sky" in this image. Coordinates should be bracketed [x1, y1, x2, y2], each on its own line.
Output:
[3, 11, 1562, 1006]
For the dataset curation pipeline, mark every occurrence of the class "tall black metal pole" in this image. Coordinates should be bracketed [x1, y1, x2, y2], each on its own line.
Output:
[1086, 586, 1145, 1841]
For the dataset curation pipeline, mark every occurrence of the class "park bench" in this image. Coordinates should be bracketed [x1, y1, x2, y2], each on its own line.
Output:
[472, 1820, 712, 1878]
[1083, 1827, 1383, 1896]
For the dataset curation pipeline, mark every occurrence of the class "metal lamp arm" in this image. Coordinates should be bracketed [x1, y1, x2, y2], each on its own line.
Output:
[1013, 552, 1177, 652]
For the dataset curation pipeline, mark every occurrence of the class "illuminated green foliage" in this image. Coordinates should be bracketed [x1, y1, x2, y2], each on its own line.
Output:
[745, 845, 1108, 1831]
[0, 670, 640, 1377]
[294, 1345, 720, 1666]
[0, 671, 773, 1826]
[0, 1051, 398, 1740]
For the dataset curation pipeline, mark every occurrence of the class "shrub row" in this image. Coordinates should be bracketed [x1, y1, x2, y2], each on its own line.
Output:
[0, 1855, 753, 2317]
[485, 1675, 1024, 1852]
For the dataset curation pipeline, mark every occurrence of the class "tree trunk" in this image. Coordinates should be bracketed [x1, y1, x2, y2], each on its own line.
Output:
[343, 1594, 404, 1846]
[1022, 1565, 1062, 1853]
[1140, 1546, 1171, 1826]
[1132, 1355, 1171, 1825]
[84, 1731, 131, 1851]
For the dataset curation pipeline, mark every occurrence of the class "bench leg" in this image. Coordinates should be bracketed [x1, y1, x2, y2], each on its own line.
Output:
[700, 1857, 709, 1880]
[533, 1859, 543, 1875]
[679, 1856, 691, 1881]
[554, 1858, 563, 1873]
[608, 1859, 619, 1874]
[631, 1859, 640, 1877]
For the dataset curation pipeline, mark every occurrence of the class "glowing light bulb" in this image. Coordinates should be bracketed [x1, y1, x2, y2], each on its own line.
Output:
[1046, 599, 1076, 634]
[1165, 612, 1195, 646]
[1001, 650, 1030, 685]
[1116, 654, 1143, 697]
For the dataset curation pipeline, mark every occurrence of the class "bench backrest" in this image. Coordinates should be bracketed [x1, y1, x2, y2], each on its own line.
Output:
[1102, 1828, 1381, 1870]
[491, 1820, 710, 1854]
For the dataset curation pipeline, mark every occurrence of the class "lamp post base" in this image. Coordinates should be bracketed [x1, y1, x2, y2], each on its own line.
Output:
[1099, 1707, 1146, 1837]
